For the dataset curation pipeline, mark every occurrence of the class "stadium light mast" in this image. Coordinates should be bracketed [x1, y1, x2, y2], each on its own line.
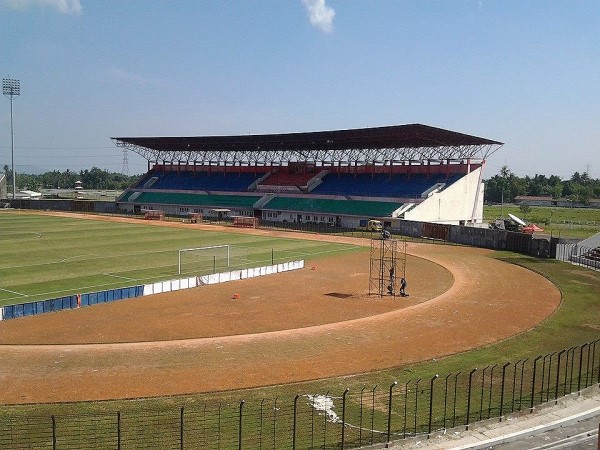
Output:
[3, 78, 20, 200]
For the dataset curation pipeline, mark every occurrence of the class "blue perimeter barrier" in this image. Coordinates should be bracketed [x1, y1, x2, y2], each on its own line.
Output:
[0, 286, 144, 321]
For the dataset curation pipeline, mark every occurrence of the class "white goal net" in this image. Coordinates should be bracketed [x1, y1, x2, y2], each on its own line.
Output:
[178, 245, 230, 276]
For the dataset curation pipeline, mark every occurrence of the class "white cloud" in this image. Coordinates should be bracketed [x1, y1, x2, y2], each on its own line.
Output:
[302, 0, 335, 33]
[3, 0, 82, 15]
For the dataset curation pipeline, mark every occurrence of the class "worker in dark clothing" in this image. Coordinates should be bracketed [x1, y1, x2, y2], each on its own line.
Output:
[387, 267, 395, 295]
[399, 277, 407, 296]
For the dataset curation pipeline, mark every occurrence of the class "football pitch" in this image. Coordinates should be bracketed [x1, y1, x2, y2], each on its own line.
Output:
[0, 211, 360, 307]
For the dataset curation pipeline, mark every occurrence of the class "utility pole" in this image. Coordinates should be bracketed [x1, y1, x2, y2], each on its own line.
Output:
[3, 78, 20, 200]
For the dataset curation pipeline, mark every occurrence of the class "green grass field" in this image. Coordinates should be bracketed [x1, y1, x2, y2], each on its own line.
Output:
[484, 204, 600, 238]
[0, 211, 360, 307]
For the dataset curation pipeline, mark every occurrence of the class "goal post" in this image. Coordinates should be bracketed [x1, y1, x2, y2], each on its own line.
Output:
[178, 245, 230, 275]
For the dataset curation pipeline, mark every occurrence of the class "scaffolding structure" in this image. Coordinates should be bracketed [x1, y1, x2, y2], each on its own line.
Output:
[368, 235, 407, 298]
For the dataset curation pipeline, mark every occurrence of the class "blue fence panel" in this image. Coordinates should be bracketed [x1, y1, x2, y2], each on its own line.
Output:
[48, 298, 61, 312]
[13, 304, 24, 318]
[43, 299, 55, 312]
[51, 298, 62, 312]
[3, 283, 160, 321]
[3, 305, 14, 320]
[23, 303, 35, 317]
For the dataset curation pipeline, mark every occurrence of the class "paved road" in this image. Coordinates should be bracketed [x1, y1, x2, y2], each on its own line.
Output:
[492, 415, 599, 449]
[388, 387, 600, 450]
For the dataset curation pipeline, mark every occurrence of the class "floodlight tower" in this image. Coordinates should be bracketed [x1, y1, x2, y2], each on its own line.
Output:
[3, 78, 20, 200]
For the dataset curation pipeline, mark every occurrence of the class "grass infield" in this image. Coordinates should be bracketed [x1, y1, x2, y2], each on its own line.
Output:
[0, 211, 360, 307]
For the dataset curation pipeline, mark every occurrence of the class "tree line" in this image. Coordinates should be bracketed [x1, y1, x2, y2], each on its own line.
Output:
[484, 166, 600, 205]
[3, 165, 140, 191]
[3, 164, 599, 203]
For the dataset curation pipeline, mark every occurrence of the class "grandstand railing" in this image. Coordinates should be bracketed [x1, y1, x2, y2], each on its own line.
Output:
[1, 341, 597, 449]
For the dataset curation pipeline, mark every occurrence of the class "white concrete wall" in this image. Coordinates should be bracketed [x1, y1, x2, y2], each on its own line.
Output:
[403, 168, 484, 225]
[142, 260, 305, 296]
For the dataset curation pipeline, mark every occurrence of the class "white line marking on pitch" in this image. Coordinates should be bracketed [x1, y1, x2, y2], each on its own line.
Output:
[0, 287, 28, 296]
[60, 254, 97, 263]
[103, 273, 136, 281]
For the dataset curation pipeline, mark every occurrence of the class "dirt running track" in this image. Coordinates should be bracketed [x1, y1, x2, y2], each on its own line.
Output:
[0, 213, 561, 404]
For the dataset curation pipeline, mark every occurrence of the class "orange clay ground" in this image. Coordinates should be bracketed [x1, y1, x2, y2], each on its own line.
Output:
[0, 214, 561, 404]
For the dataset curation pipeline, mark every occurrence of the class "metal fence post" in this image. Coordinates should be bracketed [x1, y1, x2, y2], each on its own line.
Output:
[387, 382, 397, 444]
[452, 372, 461, 429]
[259, 399, 265, 450]
[117, 411, 121, 450]
[323, 391, 329, 448]
[403, 381, 410, 439]
[487, 364, 497, 419]
[555, 349, 566, 404]
[292, 395, 299, 450]
[499, 362, 510, 421]
[540, 353, 550, 404]
[565, 347, 574, 395]
[511, 360, 521, 413]
[519, 359, 528, 411]
[52, 415, 56, 450]
[590, 340, 598, 385]
[218, 403, 222, 450]
[359, 385, 366, 446]
[414, 379, 421, 435]
[585, 341, 592, 388]
[531, 355, 542, 412]
[272, 397, 278, 450]
[578, 343, 589, 393]
[546, 352, 555, 402]
[466, 369, 477, 429]
[443, 373, 451, 430]
[479, 366, 489, 421]
[428, 375, 438, 437]
[569, 346, 576, 393]
[239, 401, 244, 450]
[181, 406, 185, 450]
[341, 388, 349, 450]
[371, 385, 378, 445]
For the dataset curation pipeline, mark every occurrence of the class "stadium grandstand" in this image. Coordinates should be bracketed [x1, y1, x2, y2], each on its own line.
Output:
[113, 124, 502, 227]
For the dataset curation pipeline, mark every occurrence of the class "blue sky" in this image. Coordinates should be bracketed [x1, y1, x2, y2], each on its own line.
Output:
[1, 0, 599, 179]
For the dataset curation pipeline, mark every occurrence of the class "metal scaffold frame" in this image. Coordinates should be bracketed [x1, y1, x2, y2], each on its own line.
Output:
[368, 236, 407, 298]
[113, 142, 499, 166]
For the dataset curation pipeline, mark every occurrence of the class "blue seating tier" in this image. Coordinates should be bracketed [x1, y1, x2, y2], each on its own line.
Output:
[140, 171, 266, 192]
[312, 173, 461, 198]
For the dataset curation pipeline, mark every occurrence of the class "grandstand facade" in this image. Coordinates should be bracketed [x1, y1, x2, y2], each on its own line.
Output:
[113, 124, 502, 227]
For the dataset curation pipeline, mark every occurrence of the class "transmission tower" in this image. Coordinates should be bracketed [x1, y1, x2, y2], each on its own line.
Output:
[121, 148, 129, 175]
